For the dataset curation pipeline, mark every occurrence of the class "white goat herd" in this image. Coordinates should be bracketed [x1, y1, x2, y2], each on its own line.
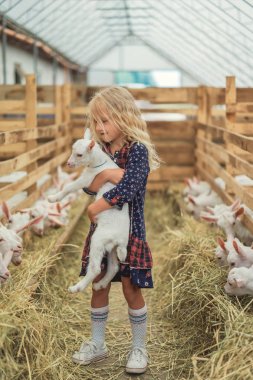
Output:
[183, 175, 253, 297]
[0, 166, 79, 285]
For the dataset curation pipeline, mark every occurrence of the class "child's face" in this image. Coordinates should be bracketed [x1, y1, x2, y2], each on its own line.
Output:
[95, 113, 123, 144]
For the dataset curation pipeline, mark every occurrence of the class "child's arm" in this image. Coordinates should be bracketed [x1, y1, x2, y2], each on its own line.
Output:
[89, 143, 149, 219]
[102, 143, 150, 210]
[85, 169, 125, 193]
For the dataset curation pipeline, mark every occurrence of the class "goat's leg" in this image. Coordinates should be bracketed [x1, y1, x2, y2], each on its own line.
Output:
[93, 250, 119, 291]
[48, 171, 94, 203]
[116, 245, 127, 262]
[68, 242, 104, 293]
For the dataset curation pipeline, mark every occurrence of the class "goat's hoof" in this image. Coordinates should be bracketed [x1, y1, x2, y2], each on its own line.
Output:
[68, 285, 79, 293]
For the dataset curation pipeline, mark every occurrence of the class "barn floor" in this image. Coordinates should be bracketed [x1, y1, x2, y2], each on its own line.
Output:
[2, 187, 253, 380]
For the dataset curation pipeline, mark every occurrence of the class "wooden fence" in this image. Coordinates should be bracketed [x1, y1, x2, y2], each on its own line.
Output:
[196, 76, 253, 232]
[2, 75, 253, 223]
[0, 75, 72, 212]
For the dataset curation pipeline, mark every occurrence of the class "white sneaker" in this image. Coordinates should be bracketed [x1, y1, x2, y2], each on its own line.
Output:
[126, 347, 148, 374]
[72, 340, 108, 365]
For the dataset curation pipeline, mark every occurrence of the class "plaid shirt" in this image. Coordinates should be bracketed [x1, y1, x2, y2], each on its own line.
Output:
[80, 141, 153, 276]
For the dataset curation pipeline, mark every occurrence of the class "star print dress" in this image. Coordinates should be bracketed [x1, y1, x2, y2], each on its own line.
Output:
[80, 141, 153, 288]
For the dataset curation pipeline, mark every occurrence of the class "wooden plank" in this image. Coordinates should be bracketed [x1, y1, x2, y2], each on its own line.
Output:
[0, 151, 71, 201]
[147, 121, 195, 140]
[227, 132, 253, 154]
[38, 124, 67, 138]
[36, 106, 56, 115]
[195, 138, 228, 165]
[0, 124, 67, 147]
[0, 128, 38, 145]
[225, 123, 253, 135]
[55, 86, 62, 125]
[0, 100, 26, 113]
[63, 84, 71, 124]
[148, 165, 194, 181]
[37, 85, 55, 103]
[71, 106, 88, 115]
[0, 120, 26, 131]
[141, 108, 197, 115]
[128, 87, 198, 104]
[87, 86, 198, 104]
[197, 149, 253, 209]
[0, 85, 24, 100]
[237, 88, 253, 103]
[0, 142, 27, 157]
[25, 74, 37, 196]
[0, 135, 71, 175]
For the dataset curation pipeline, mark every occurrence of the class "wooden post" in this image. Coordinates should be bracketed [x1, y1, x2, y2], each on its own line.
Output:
[225, 76, 237, 176]
[62, 83, 71, 130]
[25, 74, 38, 195]
[196, 86, 211, 174]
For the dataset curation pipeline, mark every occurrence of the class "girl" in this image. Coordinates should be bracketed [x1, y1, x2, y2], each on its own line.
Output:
[72, 86, 160, 374]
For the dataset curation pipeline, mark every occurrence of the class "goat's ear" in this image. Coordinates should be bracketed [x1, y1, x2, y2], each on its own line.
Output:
[184, 177, 190, 186]
[84, 128, 91, 140]
[48, 216, 66, 227]
[88, 139, 95, 150]
[2, 201, 11, 220]
[235, 278, 245, 288]
[16, 215, 43, 233]
[233, 239, 245, 257]
[201, 215, 217, 223]
[188, 195, 195, 205]
[230, 199, 241, 211]
[234, 207, 244, 219]
[217, 237, 226, 251]
[56, 203, 61, 213]
[205, 206, 215, 215]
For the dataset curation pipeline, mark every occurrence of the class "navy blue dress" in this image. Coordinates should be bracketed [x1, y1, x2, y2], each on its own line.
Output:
[80, 141, 153, 288]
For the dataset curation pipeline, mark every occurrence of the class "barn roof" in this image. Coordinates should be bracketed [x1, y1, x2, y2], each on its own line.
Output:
[1, 0, 253, 85]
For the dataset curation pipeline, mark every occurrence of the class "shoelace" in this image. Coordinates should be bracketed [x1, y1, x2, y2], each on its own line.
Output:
[128, 347, 148, 362]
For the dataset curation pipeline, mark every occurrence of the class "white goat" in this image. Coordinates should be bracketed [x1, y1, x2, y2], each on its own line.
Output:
[224, 266, 253, 296]
[187, 191, 223, 219]
[215, 237, 232, 267]
[226, 239, 253, 269]
[201, 201, 253, 244]
[21, 200, 65, 236]
[48, 128, 130, 292]
[0, 224, 23, 279]
[183, 177, 211, 197]
[1, 201, 44, 237]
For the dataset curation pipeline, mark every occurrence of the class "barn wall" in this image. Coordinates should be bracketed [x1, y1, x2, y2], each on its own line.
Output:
[0, 43, 65, 85]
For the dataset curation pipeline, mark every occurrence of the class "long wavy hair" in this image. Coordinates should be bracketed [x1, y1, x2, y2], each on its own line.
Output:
[87, 86, 160, 171]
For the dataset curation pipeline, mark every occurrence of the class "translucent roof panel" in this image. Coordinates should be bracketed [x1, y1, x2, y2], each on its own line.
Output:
[1, 0, 253, 85]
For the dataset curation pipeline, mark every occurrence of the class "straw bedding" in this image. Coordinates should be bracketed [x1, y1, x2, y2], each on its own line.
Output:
[1, 187, 253, 380]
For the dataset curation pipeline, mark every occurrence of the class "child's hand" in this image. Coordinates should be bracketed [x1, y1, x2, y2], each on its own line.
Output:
[87, 198, 112, 223]
[106, 168, 125, 185]
[87, 204, 98, 223]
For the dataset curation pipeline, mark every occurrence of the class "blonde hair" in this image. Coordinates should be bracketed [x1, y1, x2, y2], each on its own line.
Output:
[87, 86, 160, 171]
